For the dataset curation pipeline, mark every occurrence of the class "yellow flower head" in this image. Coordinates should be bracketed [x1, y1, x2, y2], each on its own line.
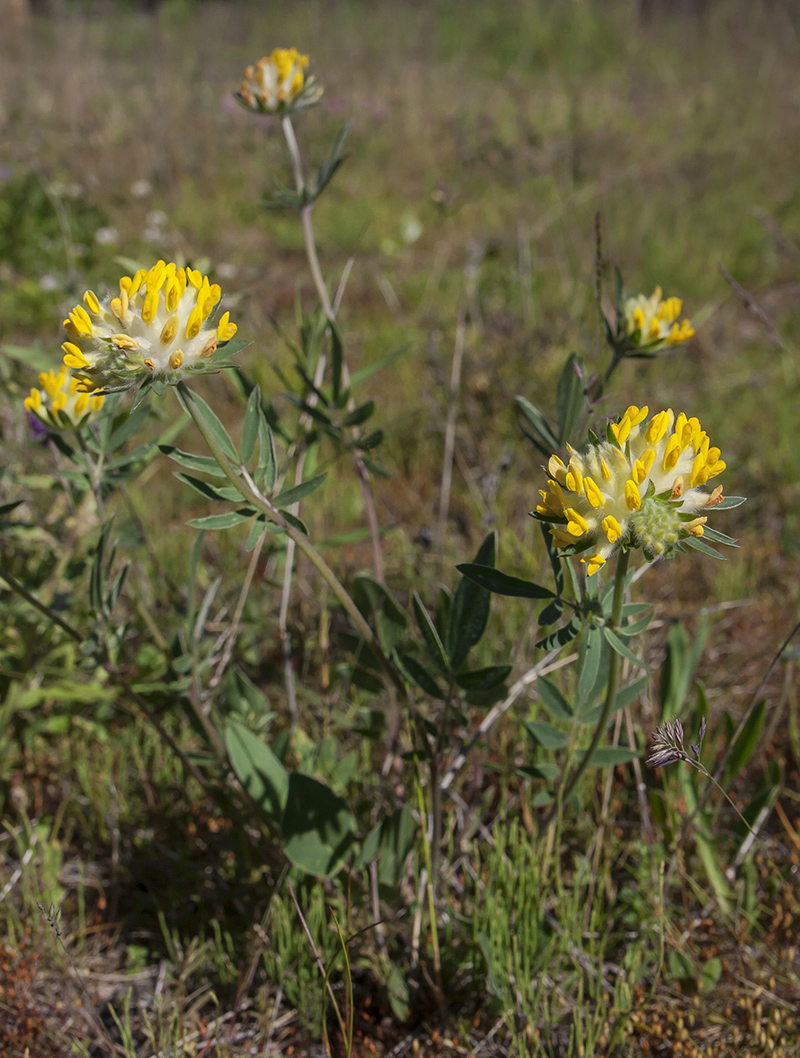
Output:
[61, 261, 239, 393]
[236, 49, 322, 115]
[624, 287, 695, 351]
[24, 365, 104, 429]
[535, 405, 731, 575]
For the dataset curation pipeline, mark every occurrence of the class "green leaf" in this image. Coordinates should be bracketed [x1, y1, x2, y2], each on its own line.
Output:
[273, 473, 328, 508]
[556, 353, 584, 445]
[540, 519, 564, 595]
[660, 619, 708, 722]
[108, 405, 152, 451]
[225, 721, 288, 827]
[536, 613, 582, 651]
[448, 532, 496, 669]
[178, 387, 238, 463]
[620, 607, 654, 636]
[174, 473, 240, 503]
[576, 675, 647, 724]
[683, 536, 724, 560]
[518, 762, 561, 781]
[456, 563, 556, 600]
[257, 414, 278, 493]
[714, 495, 746, 509]
[342, 400, 375, 427]
[360, 455, 392, 478]
[412, 593, 450, 675]
[536, 676, 573, 721]
[281, 773, 357, 877]
[577, 627, 604, 706]
[701, 526, 740, 547]
[668, 950, 696, 984]
[700, 957, 722, 994]
[395, 650, 445, 699]
[160, 446, 227, 477]
[723, 699, 766, 785]
[602, 627, 652, 670]
[454, 665, 512, 692]
[525, 721, 568, 750]
[329, 321, 344, 405]
[349, 345, 409, 388]
[589, 746, 639, 766]
[187, 509, 255, 530]
[516, 395, 559, 453]
[240, 385, 261, 463]
[376, 805, 416, 887]
[245, 515, 267, 552]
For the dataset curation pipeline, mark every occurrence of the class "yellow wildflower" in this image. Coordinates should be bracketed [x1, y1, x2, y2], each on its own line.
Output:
[24, 366, 104, 429]
[624, 287, 695, 351]
[535, 405, 729, 575]
[61, 261, 238, 393]
[236, 49, 322, 115]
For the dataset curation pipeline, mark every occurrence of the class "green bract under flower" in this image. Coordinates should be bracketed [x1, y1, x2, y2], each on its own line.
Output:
[535, 405, 729, 576]
[24, 365, 104, 429]
[61, 261, 238, 393]
[236, 48, 323, 115]
[623, 287, 694, 351]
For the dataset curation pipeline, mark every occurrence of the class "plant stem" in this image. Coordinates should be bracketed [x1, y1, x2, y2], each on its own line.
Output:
[544, 548, 630, 824]
[414, 768, 444, 1004]
[176, 384, 406, 699]
[281, 116, 385, 584]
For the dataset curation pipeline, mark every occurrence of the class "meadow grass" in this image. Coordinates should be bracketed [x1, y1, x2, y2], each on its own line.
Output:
[0, 1, 799, 1055]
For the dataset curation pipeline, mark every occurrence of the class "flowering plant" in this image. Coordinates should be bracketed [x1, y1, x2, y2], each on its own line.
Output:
[534, 404, 734, 576]
[235, 48, 322, 115]
[60, 262, 241, 400]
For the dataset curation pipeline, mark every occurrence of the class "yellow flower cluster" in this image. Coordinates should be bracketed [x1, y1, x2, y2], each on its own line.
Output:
[237, 48, 322, 114]
[24, 366, 104, 429]
[61, 261, 237, 392]
[536, 405, 726, 575]
[624, 287, 694, 350]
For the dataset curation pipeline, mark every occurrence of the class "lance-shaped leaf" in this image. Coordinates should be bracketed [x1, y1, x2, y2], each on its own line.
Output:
[257, 414, 278, 493]
[516, 395, 559, 454]
[723, 699, 766, 785]
[395, 651, 445, 699]
[556, 353, 584, 445]
[342, 400, 375, 428]
[160, 446, 227, 477]
[178, 387, 238, 463]
[448, 532, 496, 669]
[525, 721, 568, 750]
[187, 509, 256, 530]
[536, 676, 573, 721]
[273, 473, 328, 508]
[602, 626, 652, 670]
[329, 320, 344, 406]
[240, 385, 262, 463]
[589, 746, 640, 766]
[454, 665, 512, 692]
[456, 564, 556, 600]
[174, 473, 242, 503]
[412, 593, 450, 675]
